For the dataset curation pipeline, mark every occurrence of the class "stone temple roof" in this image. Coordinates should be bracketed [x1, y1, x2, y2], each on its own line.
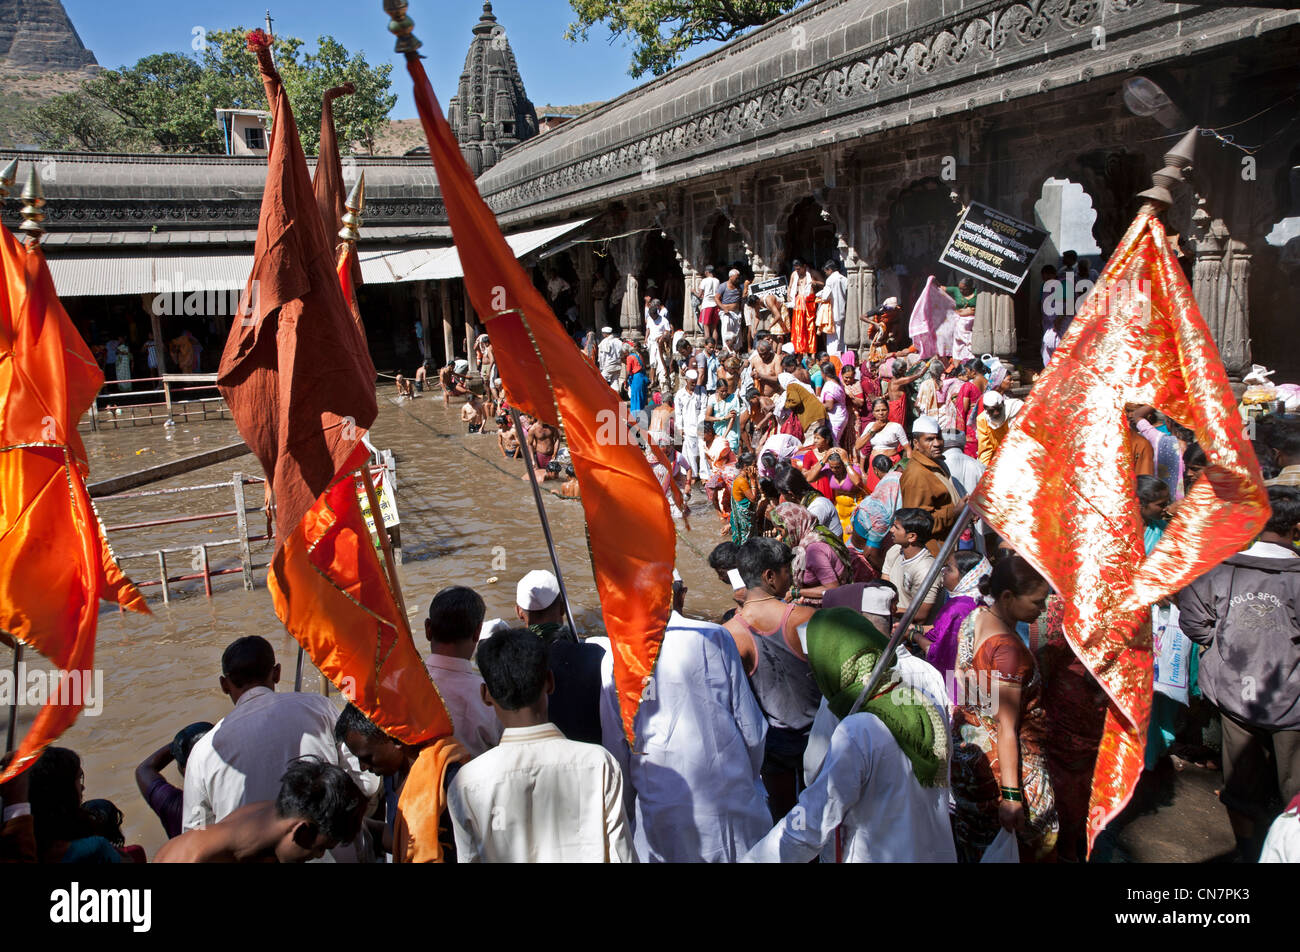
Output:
[474, 0, 1300, 224]
[0, 150, 446, 243]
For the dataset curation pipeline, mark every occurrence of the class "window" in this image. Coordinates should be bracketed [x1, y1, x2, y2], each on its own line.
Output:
[244, 126, 266, 151]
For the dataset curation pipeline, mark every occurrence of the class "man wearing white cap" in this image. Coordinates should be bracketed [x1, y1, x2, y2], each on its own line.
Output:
[515, 570, 605, 745]
[898, 415, 964, 556]
[599, 571, 770, 862]
[976, 390, 1013, 466]
[598, 326, 623, 388]
[675, 368, 710, 483]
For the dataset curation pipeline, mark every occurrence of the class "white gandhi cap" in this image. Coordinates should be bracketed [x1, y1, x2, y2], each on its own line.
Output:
[911, 415, 941, 435]
[516, 570, 561, 611]
[601, 326, 613, 334]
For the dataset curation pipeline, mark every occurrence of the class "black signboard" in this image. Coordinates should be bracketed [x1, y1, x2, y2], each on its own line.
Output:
[938, 201, 1048, 294]
[750, 276, 786, 301]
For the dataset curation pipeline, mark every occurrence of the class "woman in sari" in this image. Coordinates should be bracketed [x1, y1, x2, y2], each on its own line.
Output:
[1034, 592, 1106, 863]
[781, 378, 826, 442]
[842, 363, 868, 450]
[795, 421, 837, 499]
[948, 362, 983, 458]
[915, 550, 992, 695]
[854, 398, 909, 488]
[729, 452, 759, 545]
[804, 446, 864, 540]
[626, 342, 649, 416]
[849, 456, 903, 573]
[950, 555, 1058, 862]
[818, 360, 849, 448]
[704, 438, 739, 534]
[770, 502, 868, 605]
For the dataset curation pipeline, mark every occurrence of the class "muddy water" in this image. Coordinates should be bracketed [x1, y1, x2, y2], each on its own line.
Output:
[1, 391, 734, 857]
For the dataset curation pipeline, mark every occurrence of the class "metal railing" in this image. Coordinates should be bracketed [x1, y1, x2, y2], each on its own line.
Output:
[81, 374, 230, 429]
[97, 472, 270, 603]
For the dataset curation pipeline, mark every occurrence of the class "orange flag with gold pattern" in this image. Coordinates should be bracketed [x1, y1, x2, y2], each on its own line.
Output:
[403, 49, 674, 744]
[968, 207, 1268, 850]
[0, 222, 148, 782]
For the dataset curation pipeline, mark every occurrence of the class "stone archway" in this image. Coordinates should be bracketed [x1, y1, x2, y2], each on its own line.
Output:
[703, 211, 754, 281]
[784, 196, 840, 274]
[880, 177, 961, 310]
[639, 229, 685, 330]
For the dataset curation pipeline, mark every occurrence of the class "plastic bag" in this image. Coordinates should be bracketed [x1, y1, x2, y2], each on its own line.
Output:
[980, 828, 1020, 863]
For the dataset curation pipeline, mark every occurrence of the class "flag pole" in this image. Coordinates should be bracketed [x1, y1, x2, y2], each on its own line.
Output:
[848, 503, 977, 716]
[511, 407, 579, 636]
[359, 462, 408, 619]
[5, 643, 20, 753]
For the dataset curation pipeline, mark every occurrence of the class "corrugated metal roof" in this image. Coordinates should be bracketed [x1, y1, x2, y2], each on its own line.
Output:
[47, 246, 452, 297]
[402, 218, 590, 281]
[45, 219, 588, 296]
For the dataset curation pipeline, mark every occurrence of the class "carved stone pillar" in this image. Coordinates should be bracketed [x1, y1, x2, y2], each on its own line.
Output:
[1191, 215, 1251, 383]
[841, 244, 873, 351]
[679, 252, 698, 335]
[574, 247, 595, 331]
[610, 238, 642, 340]
[415, 281, 433, 367]
[971, 290, 1016, 357]
[439, 280, 455, 362]
[462, 281, 478, 373]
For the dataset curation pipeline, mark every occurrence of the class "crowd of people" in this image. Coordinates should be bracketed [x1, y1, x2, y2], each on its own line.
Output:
[7, 262, 1297, 865]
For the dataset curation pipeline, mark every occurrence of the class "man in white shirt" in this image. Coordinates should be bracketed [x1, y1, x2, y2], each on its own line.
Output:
[644, 298, 672, 385]
[675, 369, 711, 483]
[817, 261, 849, 356]
[942, 430, 986, 553]
[744, 606, 955, 863]
[597, 326, 623, 389]
[181, 636, 380, 861]
[599, 577, 769, 862]
[698, 265, 722, 347]
[424, 586, 503, 759]
[447, 627, 635, 862]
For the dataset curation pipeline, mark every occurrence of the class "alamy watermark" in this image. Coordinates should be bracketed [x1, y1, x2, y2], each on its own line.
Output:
[0, 664, 104, 716]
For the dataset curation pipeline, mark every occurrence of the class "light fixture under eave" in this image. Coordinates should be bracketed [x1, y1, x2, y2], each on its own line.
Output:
[1122, 76, 1185, 129]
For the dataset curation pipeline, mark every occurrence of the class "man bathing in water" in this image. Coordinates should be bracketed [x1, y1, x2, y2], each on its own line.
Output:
[439, 363, 470, 405]
[395, 374, 416, 399]
[498, 416, 521, 459]
[528, 420, 560, 469]
[462, 393, 486, 433]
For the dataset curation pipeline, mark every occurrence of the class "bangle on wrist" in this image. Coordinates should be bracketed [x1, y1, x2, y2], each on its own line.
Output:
[1000, 786, 1023, 802]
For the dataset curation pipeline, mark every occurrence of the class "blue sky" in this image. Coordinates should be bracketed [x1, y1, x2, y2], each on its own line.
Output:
[62, 0, 715, 119]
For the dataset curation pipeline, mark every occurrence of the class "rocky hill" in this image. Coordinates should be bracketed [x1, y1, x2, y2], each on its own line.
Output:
[0, 0, 97, 72]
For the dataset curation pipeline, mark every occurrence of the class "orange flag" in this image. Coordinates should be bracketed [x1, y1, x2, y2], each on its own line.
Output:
[218, 31, 450, 745]
[968, 206, 1268, 850]
[403, 50, 674, 744]
[0, 222, 148, 781]
[313, 81, 365, 329]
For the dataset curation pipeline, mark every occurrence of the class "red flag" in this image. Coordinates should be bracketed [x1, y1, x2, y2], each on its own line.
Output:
[0, 222, 148, 781]
[218, 31, 450, 745]
[403, 50, 675, 744]
[968, 207, 1267, 850]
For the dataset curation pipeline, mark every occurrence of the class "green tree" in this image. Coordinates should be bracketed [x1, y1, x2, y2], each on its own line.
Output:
[565, 0, 808, 78]
[19, 28, 395, 155]
[18, 92, 128, 152]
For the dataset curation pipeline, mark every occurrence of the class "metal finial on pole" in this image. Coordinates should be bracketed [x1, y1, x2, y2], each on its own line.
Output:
[383, 0, 422, 53]
[0, 158, 18, 201]
[1137, 126, 1199, 211]
[338, 172, 367, 245]
[19, 165, 45, 245]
